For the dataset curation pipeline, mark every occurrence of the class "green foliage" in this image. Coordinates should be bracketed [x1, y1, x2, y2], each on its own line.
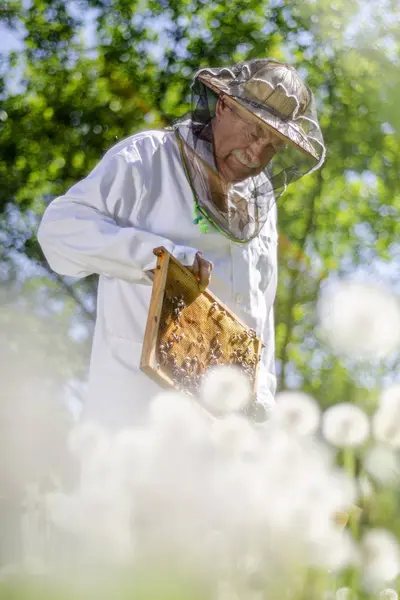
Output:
[1, 1, 398, 585]
[0, 0, 399, 403]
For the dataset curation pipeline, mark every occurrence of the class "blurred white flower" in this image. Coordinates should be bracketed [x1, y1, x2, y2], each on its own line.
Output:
[0, 564, 21, 582]
[380, 384, 400, 409]
[372, 414, 400, 448]
[372, 385, 400, 448]
[322, 403, 370, 447]
[309, 527, 356, 572]
[216, 580, 241, 600]
[318, 281, 400, 360]
[113, 428, 156, 484]
[380, 590, 398, 600]
[23, 556, 49, 575]
[46, 491, 82, 533]
[322, 593, 336, 600]
[200, 365, 252, 414]
[272, 391, 321, 436]
[361, 529, 400, 587]
[211, 414, 260, 459]
[358, 474, 374, 500]
[335, 587, 353, 600]
[67, 421, 110, 459]
[37, 379, 358, 587]
[150, 390, 211, 442]
[364, 445, 400, 485]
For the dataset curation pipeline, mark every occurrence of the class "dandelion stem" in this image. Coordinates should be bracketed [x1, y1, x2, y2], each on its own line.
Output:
[343, 447, 362, 596]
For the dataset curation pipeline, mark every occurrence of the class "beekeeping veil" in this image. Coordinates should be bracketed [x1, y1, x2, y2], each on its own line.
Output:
[173, 58, 326, 243]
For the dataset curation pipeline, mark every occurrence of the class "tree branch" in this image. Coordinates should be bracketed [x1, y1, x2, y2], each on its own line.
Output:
[278, 168, 323, 391]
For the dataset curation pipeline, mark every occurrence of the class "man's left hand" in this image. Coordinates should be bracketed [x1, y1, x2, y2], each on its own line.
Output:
[186, 251, 213, 292]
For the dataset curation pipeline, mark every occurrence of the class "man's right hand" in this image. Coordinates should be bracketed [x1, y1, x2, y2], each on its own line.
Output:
[186, 251, 213, 292]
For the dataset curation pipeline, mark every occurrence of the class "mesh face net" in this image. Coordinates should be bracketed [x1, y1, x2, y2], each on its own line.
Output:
[173, 59, 325, 243]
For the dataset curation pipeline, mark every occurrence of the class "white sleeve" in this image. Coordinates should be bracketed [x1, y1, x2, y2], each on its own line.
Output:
[37, 144, 198, 284]
[256, 206, 278, 409]
[257, 305, 277, 407]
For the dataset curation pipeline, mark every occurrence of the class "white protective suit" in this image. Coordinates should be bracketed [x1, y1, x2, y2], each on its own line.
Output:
[38, 129, 278, 431]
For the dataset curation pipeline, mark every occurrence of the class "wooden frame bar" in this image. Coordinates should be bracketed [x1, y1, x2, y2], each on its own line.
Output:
[140, 247, 263, 394]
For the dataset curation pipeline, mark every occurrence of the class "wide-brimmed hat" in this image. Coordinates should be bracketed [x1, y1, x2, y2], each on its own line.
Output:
[194, 59, 325, 167]
[172, 58, 326, 243]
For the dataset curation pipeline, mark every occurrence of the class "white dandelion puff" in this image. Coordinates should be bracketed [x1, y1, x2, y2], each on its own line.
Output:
[112, 428, 156, 481]
[372, 411, 400, 448]
[372, 385, 400, 448]
[45, 491, 82, 533]
[0, 564, 21, 582]
[364, 445, 400, 485]
[318, 281, 400, 360]
[216, 580, 241, 600]
[361, 529, 400, 587]
[379, 589, 398, 600]
[32, 366, 367, 587]
[309, 528, 356, 571]
[380, 384, 400, 409]
[272, 391, 321, 436]
[373, 415, 400, 448]
[200, 365, 252, 414]
[322, 593, 336, 600]
[150, 390, 211, 440]
[211, 414, 260, 458]
[322, 403, 370, 448]
[22, 556, 49, 576]
[67, 421, 110, 459]
[335, 587, 353, 600]
[358, 474, 374, 500]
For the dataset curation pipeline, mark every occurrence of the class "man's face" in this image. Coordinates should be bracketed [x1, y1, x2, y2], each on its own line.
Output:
[212, 95, 285, 183]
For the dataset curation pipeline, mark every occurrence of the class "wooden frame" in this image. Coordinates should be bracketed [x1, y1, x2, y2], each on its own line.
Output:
[140, 247, 263, 395]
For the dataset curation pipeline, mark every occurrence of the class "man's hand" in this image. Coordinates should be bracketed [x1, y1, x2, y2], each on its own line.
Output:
[186, 251, 213, 292]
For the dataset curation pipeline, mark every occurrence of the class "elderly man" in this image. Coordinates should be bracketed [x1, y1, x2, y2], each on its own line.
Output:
[38, 58, 325, 430]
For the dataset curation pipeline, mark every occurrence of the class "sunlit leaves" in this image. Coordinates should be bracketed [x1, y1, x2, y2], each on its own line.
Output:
[0, 0, 399, 403]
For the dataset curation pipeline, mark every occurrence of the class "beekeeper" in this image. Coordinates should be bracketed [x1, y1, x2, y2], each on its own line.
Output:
[38, 59, 325, 430]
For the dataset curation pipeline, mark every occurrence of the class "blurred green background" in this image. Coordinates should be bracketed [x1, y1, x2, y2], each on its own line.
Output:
[0, 0, 399, 568]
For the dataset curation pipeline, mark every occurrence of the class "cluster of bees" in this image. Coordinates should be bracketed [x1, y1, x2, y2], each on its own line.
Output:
[157, 294, 259, 394]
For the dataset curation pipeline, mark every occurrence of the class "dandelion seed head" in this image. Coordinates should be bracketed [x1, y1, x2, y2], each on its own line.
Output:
[372, 398, 400, 449]
[322, 403, 370, 447]
[362, 529, 400, 587]
[0, 564, 21, 582]
[200, 365, 252, 414]
[211, 413, 260, 459]
[273, 391, 321, 436]
[67, 421, 110, 459]
[150, 390, 210, 443]
[358, 474, 374, 500]
[318, 281, 400, 360]
[310, 528, 357, 571]
[23, 384, 358, 588]
[380, 589, 398, 600]
[364, 445, 400, 485]
[380, 384, 400, 410]
[336, 587, 353, 600]
[372, 385, 400, 449]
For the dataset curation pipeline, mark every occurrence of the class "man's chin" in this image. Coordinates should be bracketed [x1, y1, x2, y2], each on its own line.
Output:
[229, 166, 261, 183]
[222, 158, 254, 183]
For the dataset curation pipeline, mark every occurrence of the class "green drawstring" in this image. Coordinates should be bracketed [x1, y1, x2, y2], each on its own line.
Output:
[193, 209, 210, 234]
[199, 221, 210, 234]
